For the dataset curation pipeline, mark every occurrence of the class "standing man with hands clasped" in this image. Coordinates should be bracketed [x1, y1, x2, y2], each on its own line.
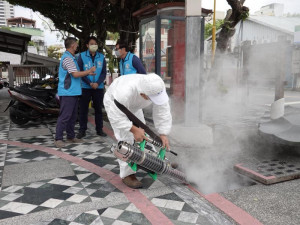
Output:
[55, 37, 96, 149]
[115, 40, 146, 75]
[76, 36, 107, 139]
[104, 74, 172, 189]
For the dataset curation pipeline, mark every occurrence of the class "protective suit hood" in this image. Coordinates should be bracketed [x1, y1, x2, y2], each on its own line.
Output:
[138, 73, 169, 105]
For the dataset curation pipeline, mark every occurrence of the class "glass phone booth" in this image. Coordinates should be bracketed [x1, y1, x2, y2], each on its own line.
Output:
[140, 7, 186, 100]
[136, 3, 208, 121]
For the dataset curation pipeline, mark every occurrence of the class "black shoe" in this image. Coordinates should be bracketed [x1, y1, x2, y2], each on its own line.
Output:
[76, 131, 86, 139]
[97, 130, 107, 137]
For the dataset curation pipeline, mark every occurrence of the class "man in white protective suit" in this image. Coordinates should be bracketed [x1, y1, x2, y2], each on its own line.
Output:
[104, 73, 172, 189]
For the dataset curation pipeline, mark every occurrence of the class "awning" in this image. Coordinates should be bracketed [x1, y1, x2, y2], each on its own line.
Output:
[0, 28, 31, 55]
[23, 52, 60, 66]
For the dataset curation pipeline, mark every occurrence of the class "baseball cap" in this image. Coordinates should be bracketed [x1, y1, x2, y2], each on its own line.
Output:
[148, 88, 168, 105]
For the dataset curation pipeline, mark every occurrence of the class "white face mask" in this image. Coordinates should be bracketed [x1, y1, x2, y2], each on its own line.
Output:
[115, 50, 121, 58]
[89, 44, 98, 52]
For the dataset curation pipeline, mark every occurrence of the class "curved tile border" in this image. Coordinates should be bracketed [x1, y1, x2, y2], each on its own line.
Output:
[94, 116, 264, 225]
[0, 139, 173, 225]
[188, 185, 263, 225]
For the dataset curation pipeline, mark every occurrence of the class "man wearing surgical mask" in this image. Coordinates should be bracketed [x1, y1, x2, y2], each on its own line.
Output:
[77, 36, 107, 139]
[115, 40, 146, 75]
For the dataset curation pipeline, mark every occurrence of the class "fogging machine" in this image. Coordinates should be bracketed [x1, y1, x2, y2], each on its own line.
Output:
[111, 100, 187, 184]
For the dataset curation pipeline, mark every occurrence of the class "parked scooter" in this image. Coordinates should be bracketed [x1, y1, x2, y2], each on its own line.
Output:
[0, 78, 9, 89]
[4, 84, 59, 125]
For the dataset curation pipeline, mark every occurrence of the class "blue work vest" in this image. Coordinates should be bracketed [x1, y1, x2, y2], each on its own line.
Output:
[119, 52, 137, 75]
[80, 50, 105, 89]
[58, 51, 81, 96]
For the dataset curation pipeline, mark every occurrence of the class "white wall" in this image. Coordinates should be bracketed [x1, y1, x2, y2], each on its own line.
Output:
[0, 52, 21, 64]
[231, 20, 293, 51]
[28, 46, 38, 54]
[255, 3, 284, 17]
[0, 1, 14, 26]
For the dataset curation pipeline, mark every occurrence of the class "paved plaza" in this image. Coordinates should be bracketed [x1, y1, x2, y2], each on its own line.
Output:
[0, 88, 300, 225]
[0, 115, 239, 225]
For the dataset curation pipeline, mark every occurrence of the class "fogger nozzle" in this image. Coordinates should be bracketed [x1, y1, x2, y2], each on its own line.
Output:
[113, 141, 187, 184]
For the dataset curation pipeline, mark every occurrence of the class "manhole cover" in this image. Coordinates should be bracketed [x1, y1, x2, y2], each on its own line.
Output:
[234, 159, 300, 184]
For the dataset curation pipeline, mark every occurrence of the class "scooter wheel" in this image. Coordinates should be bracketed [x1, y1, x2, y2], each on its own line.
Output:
[9, 110, 29, 125]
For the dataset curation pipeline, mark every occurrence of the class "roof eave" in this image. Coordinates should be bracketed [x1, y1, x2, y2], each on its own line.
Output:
[247, 17, 294, 36]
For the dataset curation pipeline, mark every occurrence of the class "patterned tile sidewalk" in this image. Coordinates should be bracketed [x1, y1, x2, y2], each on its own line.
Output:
[0, 116, 235, 225]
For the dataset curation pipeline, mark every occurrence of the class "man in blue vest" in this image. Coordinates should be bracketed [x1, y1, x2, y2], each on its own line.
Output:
[115, 40, 146, 75]
[76, 36, 107, 139]
[55, 37, 96, 149]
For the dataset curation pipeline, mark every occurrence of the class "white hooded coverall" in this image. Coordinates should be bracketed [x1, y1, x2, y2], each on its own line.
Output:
[103, 74, 172, 178]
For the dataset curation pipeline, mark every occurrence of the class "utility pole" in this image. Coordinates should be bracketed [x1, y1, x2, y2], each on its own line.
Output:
[185, 0, 202, 126]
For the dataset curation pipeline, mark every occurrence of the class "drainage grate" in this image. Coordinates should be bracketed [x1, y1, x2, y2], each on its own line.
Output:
[234, 159, 300, 185]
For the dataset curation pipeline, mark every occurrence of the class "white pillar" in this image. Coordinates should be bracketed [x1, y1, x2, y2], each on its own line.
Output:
[185, 0, 202, 126]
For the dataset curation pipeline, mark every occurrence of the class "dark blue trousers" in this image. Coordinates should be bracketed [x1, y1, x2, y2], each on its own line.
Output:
[79, 88, 104, 133]
[55, 96, 79, 140]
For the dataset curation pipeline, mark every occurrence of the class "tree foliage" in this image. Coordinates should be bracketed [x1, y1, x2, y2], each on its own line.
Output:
[7, 0, 184, 52]
[107, 32, 119, 41]
[204, 20, 224, 40]
[47, 45, 64, 59]
[28, 41, 36, 46]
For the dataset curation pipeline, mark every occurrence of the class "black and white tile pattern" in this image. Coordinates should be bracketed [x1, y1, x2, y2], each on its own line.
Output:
[0, 116, 9, 140]
[150, 192, 203, 224]
[0, 116, 230, 225]
[5, 145, 58, 165]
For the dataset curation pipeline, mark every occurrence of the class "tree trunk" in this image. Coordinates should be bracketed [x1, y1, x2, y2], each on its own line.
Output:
[216, 0, 249, 53]
[118, 0, 140, 52]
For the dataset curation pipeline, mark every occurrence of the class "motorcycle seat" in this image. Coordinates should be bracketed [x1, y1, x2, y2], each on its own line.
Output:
[14, 86, 49, 98]
[33, 87, 57, 95]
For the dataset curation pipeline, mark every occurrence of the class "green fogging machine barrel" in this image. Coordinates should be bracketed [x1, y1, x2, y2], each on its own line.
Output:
[112, 141, 187, 184]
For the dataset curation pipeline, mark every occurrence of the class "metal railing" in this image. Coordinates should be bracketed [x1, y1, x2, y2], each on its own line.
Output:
[8, 64, 58, 87]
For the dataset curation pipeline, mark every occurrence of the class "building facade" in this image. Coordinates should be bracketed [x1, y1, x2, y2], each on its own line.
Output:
[7, 17, 48, 56]
[254, 3, 284, 17]
[0, 0, 14, 27]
